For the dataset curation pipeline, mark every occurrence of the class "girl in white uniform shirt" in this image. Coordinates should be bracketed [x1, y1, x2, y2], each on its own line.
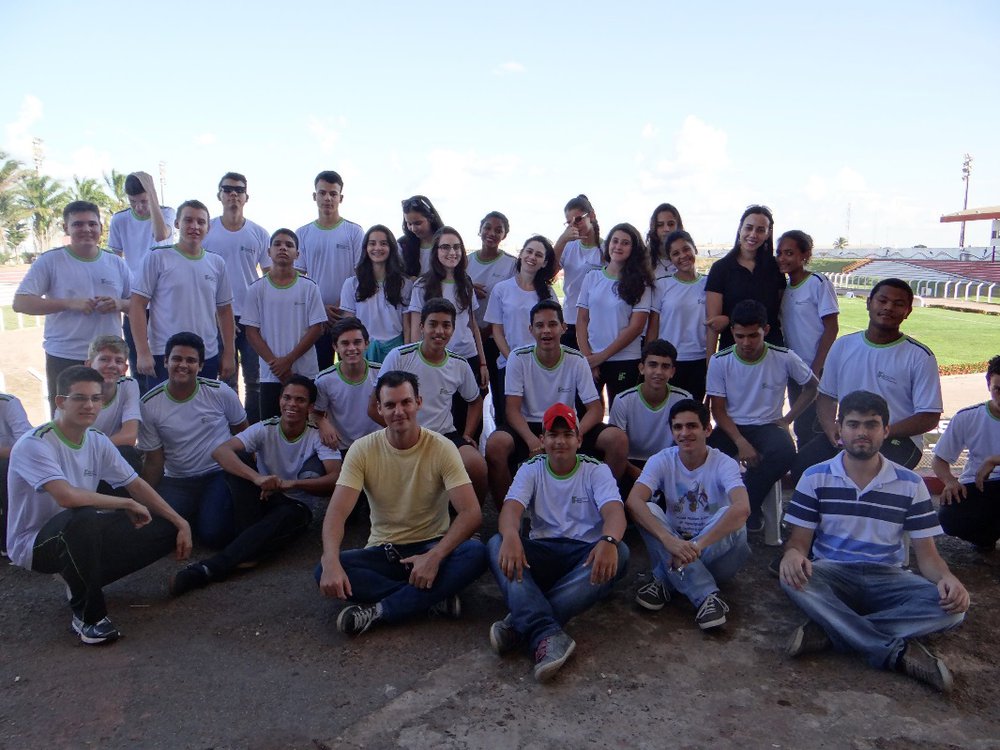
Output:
[645, 202, 684, 278]
[340, 225, 413, 364]
[576, 222, 655, 407]
[775, 230, 839, 444]
[553, 194, 603, 349]
[468, 212, 517, 420]
[398, 195, 444, 278]
[484, 235, 556, 426]
[647, 230, 709, 402]
[408, 227, 488, 389]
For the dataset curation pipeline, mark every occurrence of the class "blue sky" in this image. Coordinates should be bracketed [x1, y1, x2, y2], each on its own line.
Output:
[4, 1, 998, 252]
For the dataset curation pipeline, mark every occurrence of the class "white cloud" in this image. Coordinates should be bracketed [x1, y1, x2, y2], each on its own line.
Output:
[4, 94, 43, 158]
[836, 166, 868, 193]
[420, 149, 521, 200]
[493, 61, 525, 75]
[641, 123, 657, 139]
[804, 175, 827, 201]
[307, 115, 347, 153]
[658, 115, 730, 176]
[194, 132, 217, 146]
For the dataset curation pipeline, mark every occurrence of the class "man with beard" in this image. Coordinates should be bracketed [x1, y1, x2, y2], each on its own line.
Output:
[779, 390, 969, 692]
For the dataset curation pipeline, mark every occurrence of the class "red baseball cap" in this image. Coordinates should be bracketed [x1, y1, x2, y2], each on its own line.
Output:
[542, 402, 578, 432]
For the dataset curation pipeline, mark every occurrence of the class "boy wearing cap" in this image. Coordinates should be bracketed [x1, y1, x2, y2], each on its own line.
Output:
[488, 402, 629, 682]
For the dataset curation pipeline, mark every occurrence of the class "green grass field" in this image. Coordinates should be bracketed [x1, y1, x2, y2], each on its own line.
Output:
[1, 305, 41, 331]
[835, 297, 996, 372]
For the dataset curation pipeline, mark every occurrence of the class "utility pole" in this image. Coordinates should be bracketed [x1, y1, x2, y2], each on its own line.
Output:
[959, 154, 973, 248]
[31, 137, 44, 174]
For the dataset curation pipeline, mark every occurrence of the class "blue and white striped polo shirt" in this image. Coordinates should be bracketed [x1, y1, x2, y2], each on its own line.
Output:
[785, 452, 941, 566]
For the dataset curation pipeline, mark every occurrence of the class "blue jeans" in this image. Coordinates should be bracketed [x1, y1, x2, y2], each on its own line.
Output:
[487, 535, 630, 651]
[314, 538, 488, 623]
[157, 469, 235, 548]
[780, 560, 965, 669]
[638, 503, 750, 607]
[220, 316, 260, 424]
[141, 353, 220, 393]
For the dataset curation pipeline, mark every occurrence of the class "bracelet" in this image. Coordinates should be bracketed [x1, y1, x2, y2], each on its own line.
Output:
[599, 535, 617, 545]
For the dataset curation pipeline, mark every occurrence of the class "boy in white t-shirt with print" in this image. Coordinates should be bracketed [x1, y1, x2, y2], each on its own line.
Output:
[626, 399, 750, 628]
[488, 402, 629, 682]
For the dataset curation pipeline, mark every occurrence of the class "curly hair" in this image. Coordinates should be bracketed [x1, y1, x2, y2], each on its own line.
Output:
[646, 203, 684, 268]
[418, 226, 474, 313]
[603, 222, 654, 306]
[516, 235, 557, 301]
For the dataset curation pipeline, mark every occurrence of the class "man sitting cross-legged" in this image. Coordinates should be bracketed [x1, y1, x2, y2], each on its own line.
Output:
[170, 376, 341, 595]
[488, 402, 629, 682]
[317, 370, 488, 636]
[779, 390, 969, 693]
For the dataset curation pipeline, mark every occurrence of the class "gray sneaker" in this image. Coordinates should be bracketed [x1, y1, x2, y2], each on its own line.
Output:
[337, 604, 382, 636]
[695, 593, 730, 630]
[533, 631, 576, 682]
[635, 579, 669, 611]
[71, 615, 120, 645]
[489, 616, 524, 655]
[786, 619, 831, 657]
[899, 640, 953, 693]
[428, 594, 462, 620]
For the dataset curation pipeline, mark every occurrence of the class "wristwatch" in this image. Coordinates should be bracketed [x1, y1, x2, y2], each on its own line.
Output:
[598, 535, 618, 545]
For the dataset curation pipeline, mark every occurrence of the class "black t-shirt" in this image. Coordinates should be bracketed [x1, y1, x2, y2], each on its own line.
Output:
[705, 250, 786, 348]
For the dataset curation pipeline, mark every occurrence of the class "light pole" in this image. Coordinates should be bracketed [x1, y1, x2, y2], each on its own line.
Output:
[959, 154, 973, 248]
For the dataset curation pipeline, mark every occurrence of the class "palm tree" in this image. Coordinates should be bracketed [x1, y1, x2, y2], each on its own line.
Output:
[17, 173, 69, 256]
[70, 176, 113, 208]
[833, 237, 849, 251]
[0, 152, 30, 260]
[103, 169, 128, 212]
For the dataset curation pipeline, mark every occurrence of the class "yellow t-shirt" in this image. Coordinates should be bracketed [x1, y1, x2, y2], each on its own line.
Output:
[337, 428, 471, 546]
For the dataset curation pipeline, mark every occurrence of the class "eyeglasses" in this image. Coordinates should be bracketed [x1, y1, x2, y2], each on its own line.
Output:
[565, 213, 589, 227]
[220, 185, 247, 194]
[437, 243, 463, 255]
[401, 196, 433, 213]
[59, 394, 104, 404]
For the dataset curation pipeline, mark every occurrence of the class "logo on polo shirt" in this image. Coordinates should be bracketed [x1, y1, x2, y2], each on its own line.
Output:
[557, 386, 573, 393]
[570, 495, 588, 504]
[84, 468, 97, 477]
[877, 370, 898, 385]
[204, 274, 216, 282]
[240, 245, 254, 254]
[336, 243, 349, 250]
[100, 277, 114, 286]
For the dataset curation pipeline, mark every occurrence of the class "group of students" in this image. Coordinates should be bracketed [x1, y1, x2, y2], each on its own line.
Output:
[1, 168, 997, 690]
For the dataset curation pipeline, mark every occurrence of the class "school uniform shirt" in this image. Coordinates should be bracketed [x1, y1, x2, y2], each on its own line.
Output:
[294, 219, 365, 307]
[314, 360, 381, 450]
[651, 274, 707, 362]
[381, 343, 479, 435]
[92, 376, 141, 438]
[7, 424, 136, 569]
[507, 454, 622, 543]
[242, 273, 328, 382]
[706, 344, 814, 425]
[407, 280, 480, 359]
[107, 206, 176, 280]
[203, 217, 271, 318]
[132, 245, 233, 359]
[16, 247, 132, 360]
[559, 240, 602, 326]
[504, 344, 599, 422]
[609, 384, 693, 461]
[234, 418, 341, 503]
[339, 277, 413, 342]
[138, 377, 247, 478]
[484, 279, 548, 368]
[819, 332, 942, 450]
[576, 269, 652, 362]
[780, 271, 839, 366]
[467, 251, 517, 328]
[933, 402, 1000, 485]
[0, 393, 32, 450]
[637, 446, 744, 538]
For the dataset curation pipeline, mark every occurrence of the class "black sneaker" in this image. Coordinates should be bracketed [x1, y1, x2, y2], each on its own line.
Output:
[635, 579, 669, 611]
[898, 640, 953, 693]
[786, 619, 831, 657]
[533, 631, 576, 682]
[695, 593, 729, 630]
[337, 604, 381, 636]
[71, 615, 120, 645]
[489, 616, 524, 655]
[746, 510, 764, 534]
[169, 563, 210, 597]
[428, 594, 462, 620]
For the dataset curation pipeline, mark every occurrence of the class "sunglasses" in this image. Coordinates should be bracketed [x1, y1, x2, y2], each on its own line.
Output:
[565, 212, 590, 227]
[401, 197, 433, 213]
[220, 185, 247, 194]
